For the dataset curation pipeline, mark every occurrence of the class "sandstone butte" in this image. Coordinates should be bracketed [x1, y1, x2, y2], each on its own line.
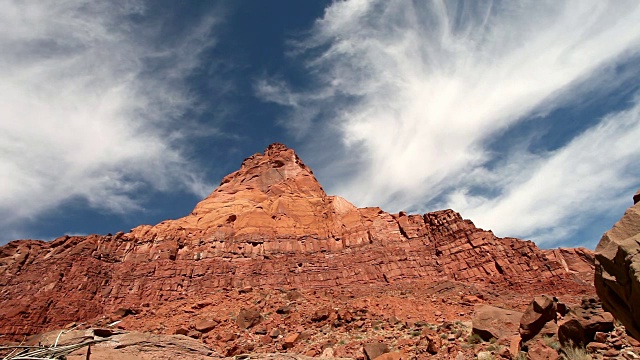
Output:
[0, 143, 595, 338]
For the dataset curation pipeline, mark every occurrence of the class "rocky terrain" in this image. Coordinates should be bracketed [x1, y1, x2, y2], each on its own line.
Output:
[1, 143, 630, 359]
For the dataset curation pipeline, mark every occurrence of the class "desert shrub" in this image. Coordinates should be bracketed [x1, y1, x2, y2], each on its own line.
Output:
[560, 341, 592, 360]
[476, 351, 496, 360]
[515, 352, 528, 360]
[543, 336, 561, 351]
[467, 333, 483, 345]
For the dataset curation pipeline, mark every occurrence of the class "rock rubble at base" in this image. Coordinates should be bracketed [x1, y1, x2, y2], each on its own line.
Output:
[469, 295, 640, 359]
[5, 292, 638, 360]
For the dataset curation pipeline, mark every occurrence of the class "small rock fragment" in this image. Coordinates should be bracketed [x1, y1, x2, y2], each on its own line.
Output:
[364, 342, 390, 360]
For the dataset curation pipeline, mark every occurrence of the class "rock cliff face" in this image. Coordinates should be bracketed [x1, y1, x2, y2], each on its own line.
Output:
[595, 190, 640, 339]
[542, 248, 594, 274]
[0, 144, 593, 337]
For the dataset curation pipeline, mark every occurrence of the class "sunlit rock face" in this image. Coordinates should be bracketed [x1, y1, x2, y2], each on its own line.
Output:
[0, 143, 593, 337]
[595, 190, 640, 340]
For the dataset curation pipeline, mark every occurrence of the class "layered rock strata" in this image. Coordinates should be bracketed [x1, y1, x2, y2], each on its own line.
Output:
[542, 248, 594, 274]
[1, 144, 593, 337]
[595, 190, 640, 339]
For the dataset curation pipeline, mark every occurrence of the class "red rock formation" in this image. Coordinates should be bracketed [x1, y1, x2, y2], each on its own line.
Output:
[0, 143, 592, 338]
[595, 189, 640, 340]
[542, 248, 595, 275]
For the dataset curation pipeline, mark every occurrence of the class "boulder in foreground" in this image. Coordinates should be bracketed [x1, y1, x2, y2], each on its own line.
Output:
[472, 305, 523, 341]
[595, 189, 640, 340]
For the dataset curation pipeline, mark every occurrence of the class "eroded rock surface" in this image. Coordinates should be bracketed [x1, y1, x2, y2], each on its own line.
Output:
[542, 248, 595, 275]
[595, 189, 640, 339]
[472, 305, 523, 341]
[558, 298, 614, 347]
[519, 295, 557, 342]
[2, 328, 354, 360]
[0, 144, 594, 338]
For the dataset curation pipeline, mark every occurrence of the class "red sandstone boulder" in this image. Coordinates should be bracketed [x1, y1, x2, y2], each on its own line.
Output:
[527, 339, 559, 360]
[312, 308, 331, 322]
[519, 295, 557, 342]
[364, 342, 389, 360]
[236, 307, 261, 329]
[422, 329, 441, 354]
[174, 327, 189, 336]
[283, 332, 300, 349]
[558, 298, 614, 347]
[472, 305, 523, 341]
[194, 319, 218, 333]
[373, 352, 406, 360]
[509, 335, 522, 358]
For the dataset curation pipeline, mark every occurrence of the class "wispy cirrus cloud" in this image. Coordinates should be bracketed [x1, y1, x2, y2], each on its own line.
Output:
[0, 1, 220, 237]
[445, 101, 640, 246]
[258, 0, 640, 247]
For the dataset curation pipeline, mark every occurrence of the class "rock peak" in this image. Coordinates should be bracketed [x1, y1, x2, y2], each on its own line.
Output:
[224, 142, 316, 192]
[129, 142, 332, 240]
[264, 142, 290, 155]
[237, 142, 297, 171]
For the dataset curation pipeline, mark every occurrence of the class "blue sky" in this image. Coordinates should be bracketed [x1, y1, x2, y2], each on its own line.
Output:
[1, 0, 639, 249]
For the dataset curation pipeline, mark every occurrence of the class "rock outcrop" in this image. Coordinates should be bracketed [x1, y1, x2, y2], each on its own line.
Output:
[469, 295, 639, 360]
[519, 295, 557, 342]
[472, 305, 523, 341]
[557, 298, 614, 347]
[594, 189, 640, 340]
[542, 248, 595, 275]
[2, 328, 353, 360]
[31, 328, 216, 360]
[0, 143, 594, 338]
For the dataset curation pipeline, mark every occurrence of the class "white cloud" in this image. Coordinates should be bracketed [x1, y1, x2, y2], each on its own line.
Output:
[0, 1, 218, 230]
[445, 102, 640, 246]
[260, 0, 640, 246]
